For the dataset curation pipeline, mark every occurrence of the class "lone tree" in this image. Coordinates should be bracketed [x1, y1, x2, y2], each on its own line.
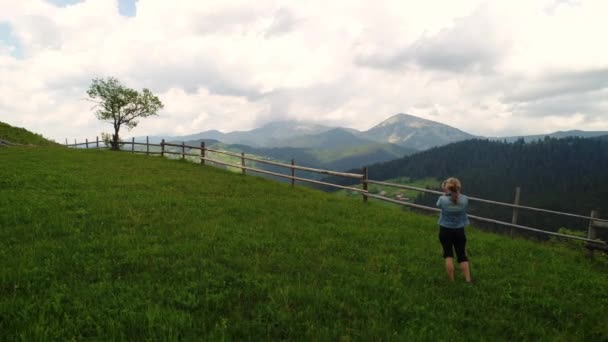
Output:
[87, 77, 163, 150]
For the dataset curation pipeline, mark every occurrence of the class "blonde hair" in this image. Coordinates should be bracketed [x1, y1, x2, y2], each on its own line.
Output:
[444, 177, 462, 204]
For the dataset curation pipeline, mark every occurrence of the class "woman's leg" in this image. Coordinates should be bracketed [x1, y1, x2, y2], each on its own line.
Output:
[454, 230, 471, 282]
[445, 257, 455, 281]
[460, 261, 471, 283]
[439, 227, 455, 281]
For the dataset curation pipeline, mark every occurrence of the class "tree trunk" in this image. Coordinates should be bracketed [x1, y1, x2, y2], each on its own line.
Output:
[112, 125, 120, 151]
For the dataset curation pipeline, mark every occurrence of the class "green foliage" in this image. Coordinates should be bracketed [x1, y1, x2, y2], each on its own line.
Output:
[87, 77, 163, 150]
[0, 121, 59, 146]
[1, 147, 608, 340]
[100, 132, 113, 146]
[552, 227, 586, 248]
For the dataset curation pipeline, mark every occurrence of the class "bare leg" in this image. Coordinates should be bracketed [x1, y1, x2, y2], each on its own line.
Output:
[445, 257, 455, 281]
[460, 261, 472, 282]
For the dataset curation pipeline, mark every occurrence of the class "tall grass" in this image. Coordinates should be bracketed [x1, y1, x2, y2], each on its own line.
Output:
[1, 147, 607, 340]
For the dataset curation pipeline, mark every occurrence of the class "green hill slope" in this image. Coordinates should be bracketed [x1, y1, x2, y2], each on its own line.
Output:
[1, 147, 607, 340]
[0, 121, 59, 146]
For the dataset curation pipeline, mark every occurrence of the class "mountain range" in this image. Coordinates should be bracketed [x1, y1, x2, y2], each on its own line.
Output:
[135, 113, 474, 171]
[141, 113, 477, 151]
[141, 113, 607, 151]
[134, 113, 607, 172]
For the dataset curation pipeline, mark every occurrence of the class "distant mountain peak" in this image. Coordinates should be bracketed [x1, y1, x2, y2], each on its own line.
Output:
[377, 113, 442, 128]
[364, 113, 474, 150]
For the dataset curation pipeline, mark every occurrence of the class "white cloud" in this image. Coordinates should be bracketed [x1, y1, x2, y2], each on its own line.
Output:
[0, 0, 607, 142]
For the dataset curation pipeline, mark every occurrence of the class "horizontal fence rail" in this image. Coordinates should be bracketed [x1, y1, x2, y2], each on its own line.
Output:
[364, 193, 603, 244]
[201, 156, 366, 192]
[203, 146, 363, 179]
[366, 180, 608, 223]
[63, 136, 607, 247]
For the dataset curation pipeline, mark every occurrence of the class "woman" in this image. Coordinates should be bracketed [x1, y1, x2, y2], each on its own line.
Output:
[437, 178, 472, 282]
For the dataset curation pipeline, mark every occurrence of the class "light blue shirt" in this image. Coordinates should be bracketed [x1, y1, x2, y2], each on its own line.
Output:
[436, 194, 470, 229]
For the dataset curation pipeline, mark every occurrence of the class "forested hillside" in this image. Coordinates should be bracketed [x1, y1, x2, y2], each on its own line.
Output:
[329, 137, 608, 234]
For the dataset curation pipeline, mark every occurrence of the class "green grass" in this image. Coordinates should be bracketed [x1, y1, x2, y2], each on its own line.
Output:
[0, 121, 59, 146]
[1, 147, 608, 340]
[337, 177, 439, 205]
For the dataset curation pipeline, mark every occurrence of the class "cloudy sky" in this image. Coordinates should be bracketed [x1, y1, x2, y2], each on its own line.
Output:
[1, 0, 607, 141]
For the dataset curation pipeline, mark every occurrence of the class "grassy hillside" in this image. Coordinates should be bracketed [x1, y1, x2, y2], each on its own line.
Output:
[0, 121, 59, 146]
[1, 147, 608, 340]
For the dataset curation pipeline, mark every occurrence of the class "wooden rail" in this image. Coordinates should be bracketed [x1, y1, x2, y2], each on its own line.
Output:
[63, 136, 607, 247]
[200, 156, 366, 192]
[203, 146, 363, 179]
[364, 193, 605, 244]
[365, 179, 608, 223]
[164, 142, 362, 178]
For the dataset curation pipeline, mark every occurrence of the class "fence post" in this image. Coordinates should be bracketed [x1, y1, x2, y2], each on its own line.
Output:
[132, 137, 135, 153]
[182, 142, 185, 160]
[200, 142, 205, 165]
[146, 136, 149, 155]
[241, 152, 246, 175]
[65, 138, 68, 146]
[96, 136, 99, 148]
[588, 210, 599, 240]
[588, 210, 599, 258]
[161, 139, 165, 157]
[511, 186, 521, 238]
[291, 159, 295, 187]
[362, 167, 369, 202]
[85, 138, 88, 149]
[74, 139, 77, 146]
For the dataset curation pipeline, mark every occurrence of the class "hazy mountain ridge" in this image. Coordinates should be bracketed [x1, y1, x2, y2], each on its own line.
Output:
[275, 128, 375, 149]
[135, 113, 606, 153]
[180, 138, 416, 171]
[150, 113, 475, 150]
[206, 121, 335, 147]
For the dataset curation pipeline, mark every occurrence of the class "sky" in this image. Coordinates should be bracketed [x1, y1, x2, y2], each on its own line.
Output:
[0, 0, 607, 142]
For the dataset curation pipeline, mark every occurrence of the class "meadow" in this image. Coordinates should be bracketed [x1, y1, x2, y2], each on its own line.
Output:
[1, 147, 608, 340]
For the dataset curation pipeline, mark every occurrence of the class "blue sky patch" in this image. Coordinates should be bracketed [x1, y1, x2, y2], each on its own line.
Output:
[118, 0, 137, 17]
[0, 22, 23, 59]
[46, 0, 137, 17]
[46, 0, 84, 6]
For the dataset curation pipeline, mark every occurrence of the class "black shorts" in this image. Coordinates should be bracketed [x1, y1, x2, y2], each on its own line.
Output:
[438, 226, 468, 263]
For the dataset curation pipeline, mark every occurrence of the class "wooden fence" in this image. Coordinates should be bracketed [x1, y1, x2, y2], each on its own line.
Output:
[65, 136, 608, 250]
